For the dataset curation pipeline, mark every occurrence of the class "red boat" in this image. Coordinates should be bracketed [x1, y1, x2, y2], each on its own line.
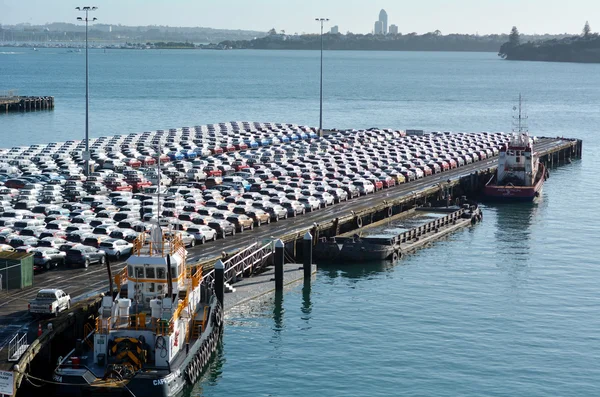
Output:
[484, 95, 547, 202]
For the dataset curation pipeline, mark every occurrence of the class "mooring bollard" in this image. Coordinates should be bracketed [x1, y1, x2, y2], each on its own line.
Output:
[214, 259, 224, 308]
[303, 231, 313, 281]
[274, 239, 284, 291]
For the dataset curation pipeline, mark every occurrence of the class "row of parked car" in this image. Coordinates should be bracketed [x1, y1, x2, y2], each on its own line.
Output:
[0, 122, 514, 272]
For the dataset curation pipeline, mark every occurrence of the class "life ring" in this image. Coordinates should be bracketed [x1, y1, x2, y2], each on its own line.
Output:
[387, 207, 393, 218]
[356, 217, 363, 228]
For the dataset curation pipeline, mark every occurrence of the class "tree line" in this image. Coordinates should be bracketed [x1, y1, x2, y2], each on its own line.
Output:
[498, 22, 600, 63]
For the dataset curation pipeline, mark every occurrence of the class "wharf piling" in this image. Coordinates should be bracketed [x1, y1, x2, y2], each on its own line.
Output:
[303, 232, 313, 281]
[274, 240, 285, 291]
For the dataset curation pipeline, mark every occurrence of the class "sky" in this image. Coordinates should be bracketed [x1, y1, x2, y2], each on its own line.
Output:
[0, 0, 596, 35]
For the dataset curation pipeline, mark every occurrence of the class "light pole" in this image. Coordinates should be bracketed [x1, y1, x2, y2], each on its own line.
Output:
[315, 18, 329, 136]
[76, 6, 97, 176]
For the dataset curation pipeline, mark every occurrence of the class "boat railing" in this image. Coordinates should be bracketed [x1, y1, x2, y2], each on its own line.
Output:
[96, 314, 175, 335]
[131, 233, 185, 257]
[114, 267, 128, 290]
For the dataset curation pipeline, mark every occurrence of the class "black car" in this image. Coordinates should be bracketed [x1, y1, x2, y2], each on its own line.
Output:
[207, 220, 236, 239]
[65, 245, 106, 268]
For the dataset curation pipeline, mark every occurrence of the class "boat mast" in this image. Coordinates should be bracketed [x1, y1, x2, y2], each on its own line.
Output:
[513, 94, 528, 134]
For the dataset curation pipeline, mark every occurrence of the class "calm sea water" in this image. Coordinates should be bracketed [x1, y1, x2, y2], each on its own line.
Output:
[2, 48, 600, 396]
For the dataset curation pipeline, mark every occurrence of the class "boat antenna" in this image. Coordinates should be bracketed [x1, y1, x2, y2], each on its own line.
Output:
[156, 144, 161, 230]
[512, 93, 528, 134]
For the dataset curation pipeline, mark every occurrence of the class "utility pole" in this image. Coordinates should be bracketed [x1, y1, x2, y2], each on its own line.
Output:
[76, 6, 98, 176]
[315, 18, 329, 137]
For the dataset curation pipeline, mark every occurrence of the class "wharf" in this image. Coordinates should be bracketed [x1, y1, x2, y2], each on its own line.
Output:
[0, 95, 55, 113]
[223, 263, 317, 313]
[0, 135, 581, 396]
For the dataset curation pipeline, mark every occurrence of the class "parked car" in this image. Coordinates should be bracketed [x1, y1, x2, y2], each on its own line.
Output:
[65, 245, 106, 268]
[32, 247, 66, 271]
[246, 209, 271, 226]
[98, 238, 134, 259]
[28, 289, 70, 318]
[207, 220, 236, 239]
[164, 231, 196, 248]
[226, 215, 255, 232]
[186, 225, 218, 244]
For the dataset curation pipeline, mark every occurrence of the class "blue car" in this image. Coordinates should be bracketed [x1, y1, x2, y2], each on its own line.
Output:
[184, 150, 197, 160]
[280, 135, 290, 143]
[168, 151, 184, 161]
[260, 138, 271, 146]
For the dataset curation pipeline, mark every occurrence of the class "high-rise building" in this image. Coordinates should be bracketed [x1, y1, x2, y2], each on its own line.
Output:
[379, 9, 388, 35]
[330, 25, 339, 34]
[389, 24, 398, 35]
[374, 21, 383, 35]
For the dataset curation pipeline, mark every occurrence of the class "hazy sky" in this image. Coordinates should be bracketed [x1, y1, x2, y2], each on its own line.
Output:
[0, 0, 596, 35]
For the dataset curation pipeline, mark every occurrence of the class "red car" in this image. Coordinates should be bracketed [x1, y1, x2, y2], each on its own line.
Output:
[140, 156, 156, 166]
[379, 177, 396, 188]
[111, 181, 133, 192]
[234, 163, 250, 171]
[436, 160, 450, 171]
[128, 178, 152, 191]
[127, 158, 142, 168]
[371, 180, 384, 191]
[204, 167, 223, 177]
[234, 143, 248, 150]
[420, 165, 433, 176]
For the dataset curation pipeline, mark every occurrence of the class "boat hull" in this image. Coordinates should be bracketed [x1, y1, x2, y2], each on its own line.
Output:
[54, 298, 224, 397]
[483, 164, 545, 202]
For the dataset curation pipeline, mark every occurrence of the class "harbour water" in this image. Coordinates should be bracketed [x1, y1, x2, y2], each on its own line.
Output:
[2, 48, 599, 396]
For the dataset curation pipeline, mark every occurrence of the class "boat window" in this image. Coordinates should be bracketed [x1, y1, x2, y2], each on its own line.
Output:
[135, 266, 144, 279]
[128, 265, 133, 277]
[171, 266, 178, 279]
[146, 267, 155, 279]
[157, 267, 166, 279]
[516, 156, 521, 163]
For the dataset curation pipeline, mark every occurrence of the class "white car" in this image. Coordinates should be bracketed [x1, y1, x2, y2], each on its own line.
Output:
[98, 238, 134, 259]
[186, 225, 218, 244]
[29, 289, 71, 318]
[352, 180, 375, 195]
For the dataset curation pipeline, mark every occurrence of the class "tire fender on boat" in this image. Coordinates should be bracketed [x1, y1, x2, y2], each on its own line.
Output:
[356, 216, 363, 228]
[387, 207, 393, 218]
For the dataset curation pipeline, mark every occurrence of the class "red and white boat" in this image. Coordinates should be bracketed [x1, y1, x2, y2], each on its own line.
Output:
[484, 96, 548, 201]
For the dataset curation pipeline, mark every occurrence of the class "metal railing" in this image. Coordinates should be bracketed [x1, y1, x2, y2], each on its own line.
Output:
[8, 332, 28, 362]
[131, 233, 186, 257]
[202, 241, 274, 290]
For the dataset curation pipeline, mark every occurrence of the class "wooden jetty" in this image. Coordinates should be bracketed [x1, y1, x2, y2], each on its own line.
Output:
[0, 95, 55, 114]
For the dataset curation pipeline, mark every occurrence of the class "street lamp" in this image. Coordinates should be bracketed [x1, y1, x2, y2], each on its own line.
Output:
[76, 6, 97, 176]
[315, 18, 329, 136]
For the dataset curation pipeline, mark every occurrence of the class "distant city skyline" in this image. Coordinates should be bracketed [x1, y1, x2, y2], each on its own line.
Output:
[0, 0, 597, 35]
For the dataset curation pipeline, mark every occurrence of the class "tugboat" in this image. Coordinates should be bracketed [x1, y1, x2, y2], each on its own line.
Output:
[484, 95, 547, 201]
[53, 226, 223, 396]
